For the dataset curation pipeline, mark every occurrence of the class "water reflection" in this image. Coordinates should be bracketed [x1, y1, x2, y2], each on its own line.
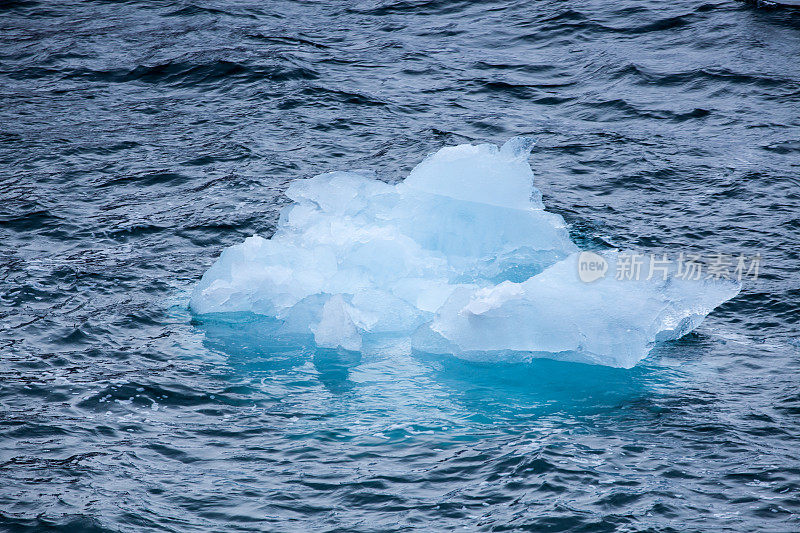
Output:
[191, 311, 700, 429]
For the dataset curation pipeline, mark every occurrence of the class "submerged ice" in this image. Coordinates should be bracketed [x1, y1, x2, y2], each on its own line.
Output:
[190, 138, 740, 368]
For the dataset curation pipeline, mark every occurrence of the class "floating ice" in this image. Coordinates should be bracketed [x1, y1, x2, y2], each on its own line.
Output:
[190, 138, 740, 368]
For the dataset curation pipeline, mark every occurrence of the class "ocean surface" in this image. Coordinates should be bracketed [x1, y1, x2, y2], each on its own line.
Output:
[1, 1, 799, 531]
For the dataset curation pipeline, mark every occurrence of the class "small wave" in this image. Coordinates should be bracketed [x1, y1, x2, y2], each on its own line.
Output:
[618, 64, 792, 89]
[4, 60, 320, 87]
[347, 0, 476, 16]
[164, 4, 258, 19]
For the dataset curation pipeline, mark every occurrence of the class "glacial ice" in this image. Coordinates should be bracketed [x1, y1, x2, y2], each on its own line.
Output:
[190, 138, 740, 368]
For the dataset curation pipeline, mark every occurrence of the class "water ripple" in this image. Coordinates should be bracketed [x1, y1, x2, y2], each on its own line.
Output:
[1, 0, 800, 531]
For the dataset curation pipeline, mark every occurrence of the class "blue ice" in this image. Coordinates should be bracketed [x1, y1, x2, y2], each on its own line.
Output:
[190, 138, 739, 368]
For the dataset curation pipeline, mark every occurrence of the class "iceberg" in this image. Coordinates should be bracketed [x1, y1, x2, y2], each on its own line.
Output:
[190, 138, 740, 368]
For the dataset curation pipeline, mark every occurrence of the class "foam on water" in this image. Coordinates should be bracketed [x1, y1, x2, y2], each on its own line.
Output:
[190, 139, 740, 368]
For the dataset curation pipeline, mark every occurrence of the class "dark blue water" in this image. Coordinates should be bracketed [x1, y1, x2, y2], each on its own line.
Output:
[2, 1, 799, 531]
